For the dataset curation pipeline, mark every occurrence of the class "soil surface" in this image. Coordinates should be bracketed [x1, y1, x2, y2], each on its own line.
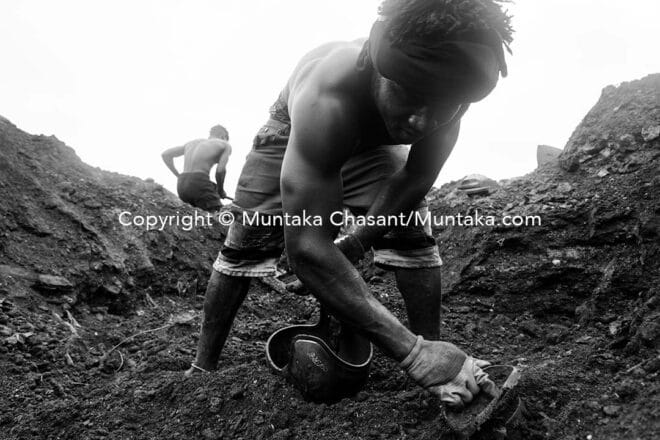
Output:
[0, 75, 658, 439]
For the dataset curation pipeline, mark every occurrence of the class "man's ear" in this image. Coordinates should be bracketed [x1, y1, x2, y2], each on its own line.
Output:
[356, 41, 371, 72]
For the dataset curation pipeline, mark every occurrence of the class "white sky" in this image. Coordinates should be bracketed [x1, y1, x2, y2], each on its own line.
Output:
[2, 1, 659, 194]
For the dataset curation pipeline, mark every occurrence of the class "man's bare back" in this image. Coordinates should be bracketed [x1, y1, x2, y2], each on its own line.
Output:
[181, 138, 229, 175]
[162, 125, 232, 210]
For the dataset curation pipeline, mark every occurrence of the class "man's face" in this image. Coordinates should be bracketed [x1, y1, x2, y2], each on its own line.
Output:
[372, 74, 462, 144]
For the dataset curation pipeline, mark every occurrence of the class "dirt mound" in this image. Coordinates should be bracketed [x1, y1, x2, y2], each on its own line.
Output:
[0, 117, 223, 312]
[1, 74, 659, 440]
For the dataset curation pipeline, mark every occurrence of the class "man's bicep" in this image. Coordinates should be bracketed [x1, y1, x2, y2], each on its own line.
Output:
[281, 90, 353, 232]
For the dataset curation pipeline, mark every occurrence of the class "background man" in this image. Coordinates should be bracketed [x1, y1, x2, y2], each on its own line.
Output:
[188, 0, 513, 409]
[161, 124, 232, 212]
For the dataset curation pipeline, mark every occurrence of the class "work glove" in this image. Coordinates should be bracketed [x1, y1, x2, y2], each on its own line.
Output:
[400, 336, 498, 409]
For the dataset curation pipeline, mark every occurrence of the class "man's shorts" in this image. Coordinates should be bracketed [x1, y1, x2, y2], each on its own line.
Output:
[177, 172, 222, 212]
[213, 118, 442, 277]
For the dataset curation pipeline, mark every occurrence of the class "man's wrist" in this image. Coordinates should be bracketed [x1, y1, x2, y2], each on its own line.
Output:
[352, 224, 392, 251]
[334, 234, 366, 263]
[400, 335, 425, 369]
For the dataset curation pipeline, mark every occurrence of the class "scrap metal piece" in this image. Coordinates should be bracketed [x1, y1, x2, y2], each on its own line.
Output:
[445, 365, 523, 438]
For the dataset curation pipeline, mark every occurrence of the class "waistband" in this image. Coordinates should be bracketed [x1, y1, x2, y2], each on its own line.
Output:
[178, 171, 210, 178]
[268, 92, 291, 126]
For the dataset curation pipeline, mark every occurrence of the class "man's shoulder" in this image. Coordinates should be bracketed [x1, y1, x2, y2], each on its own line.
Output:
[184, 138, 228, 154]
[183, 138, 206, 149]
[288, 41, 366, 119]
[199, 138, 230, 152]
[292, 41, 364, 93]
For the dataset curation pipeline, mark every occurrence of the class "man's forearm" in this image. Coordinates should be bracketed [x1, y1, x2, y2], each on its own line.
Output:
[215, 170, 227, 197]
[353, 170, 433, 248]
[289, 238, 416, 360]
[162, 156, 180, 177]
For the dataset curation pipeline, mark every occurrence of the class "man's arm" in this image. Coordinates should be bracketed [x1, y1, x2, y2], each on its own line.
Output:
[351, 118, 462, 250]
[214, 141, 232, 198]
[282, 92, 493, 405]
[281, 86, 417, 360]
[161, 146, 185, 177]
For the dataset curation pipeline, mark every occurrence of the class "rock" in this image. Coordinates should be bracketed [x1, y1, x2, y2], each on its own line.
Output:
[545, 324, 570, 344]
[581, 142, 605, 155]
[100, 284, 121, 296]
[398, 390, 419, 401]
[269, 410, 290, 429]
[560, 155, 580, 172]
[576, 335, 593, 344]
[608, 320, 623, 336]
[271, 428, 291, 440]
[209, 397, 222, 411]
[229, 384, 244, 399]
[597, 169, 610, 178]
[518, 320, 541, 338]
[133, 388, 156, 402]
[457, 174, 500, 196]
[641, 125, 660, 142]
[614, 380, 637, 401]
[491, 314, 513, 327]
[537, 145, 562, 167]
[0, 325, 13, 337]
[636, 314, 659, 346]
[556, 182, 572, 193]
[619, 134, 635, 145]
[602, 405, 621, 417]
[194, 387, 208, 402]
[34, 275, 74, 293]
[201, 428, 220, 440]
[585, 401, 600, 411]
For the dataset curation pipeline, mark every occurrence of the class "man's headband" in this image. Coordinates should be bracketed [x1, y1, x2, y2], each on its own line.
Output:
[368, 18, 507, 103]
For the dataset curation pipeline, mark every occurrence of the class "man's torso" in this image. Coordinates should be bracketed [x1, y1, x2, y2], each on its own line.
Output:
[277, 40, 401, 154]
[182, 139, 227, 174]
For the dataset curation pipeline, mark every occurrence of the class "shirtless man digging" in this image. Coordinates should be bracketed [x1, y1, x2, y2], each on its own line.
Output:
[187, 0, 513, 409]
[162, 124, 232, 212]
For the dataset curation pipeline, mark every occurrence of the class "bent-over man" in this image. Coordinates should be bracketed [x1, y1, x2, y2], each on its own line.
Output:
[162, 124, 232, 212]
[187, 0, 513, 409]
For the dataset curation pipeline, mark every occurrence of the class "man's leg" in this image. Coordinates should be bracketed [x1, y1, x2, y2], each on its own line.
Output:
[185, 118, 288, 375]
[186, 271, 251, 374]
[394, 267, 442, 340]
[340, 145, 443, 341]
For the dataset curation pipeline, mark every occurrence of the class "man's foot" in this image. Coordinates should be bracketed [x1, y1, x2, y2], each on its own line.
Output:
[183, 363, 212, 377]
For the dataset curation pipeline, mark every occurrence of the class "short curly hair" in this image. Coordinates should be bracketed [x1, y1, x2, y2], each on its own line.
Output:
[378, 0, 513, 49]
[209, 124, 229, 140]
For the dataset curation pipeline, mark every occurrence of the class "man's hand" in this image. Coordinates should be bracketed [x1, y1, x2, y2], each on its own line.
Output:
[401, 336, 497, 408]
[161, 146, 185, 177]
[432, 357, 498, 409]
